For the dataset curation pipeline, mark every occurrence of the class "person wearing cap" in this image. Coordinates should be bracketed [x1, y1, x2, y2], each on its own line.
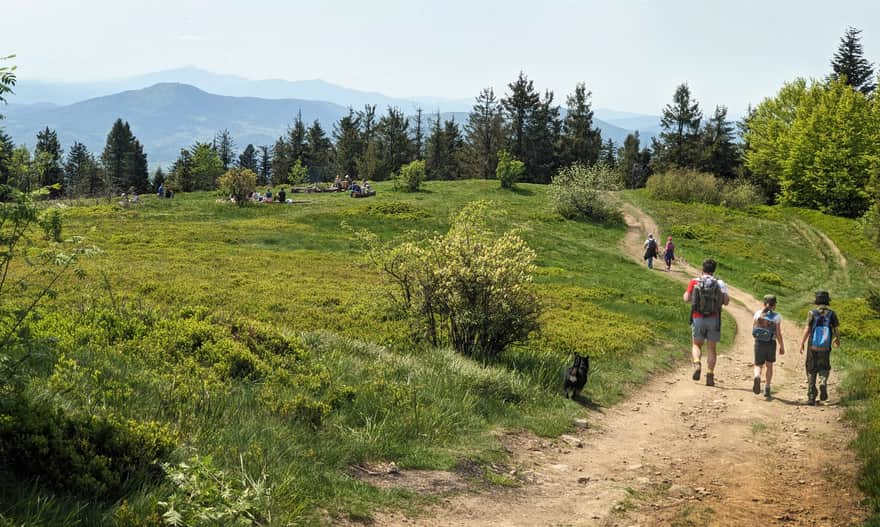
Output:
[663, 236, 675, 272]
[643, 233, 659, 269]
[799, 290, 840, 405]
[752, 295, 785, 398]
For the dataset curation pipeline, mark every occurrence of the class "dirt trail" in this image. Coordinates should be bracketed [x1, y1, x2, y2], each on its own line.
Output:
[368, 204, 867, 527]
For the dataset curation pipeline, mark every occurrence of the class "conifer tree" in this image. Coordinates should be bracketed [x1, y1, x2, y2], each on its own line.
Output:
[501, 72, 541, 162]
[699, 105, 739, 179]
[170, 148, 194, 191]
[257, 145, 271, 185]
[600, 138, 617, 168]
[561, 83, 602, 167]
[153, 166, 166, 193]
[101, 119, 148, 195]
[213, 129, 236, 170]
[465, 87, 504, 180]
[830, 27, 876, 94]
[271, 137, 291, 186]
[426, 114, 465, 180]
[651, 83, 703, 172]
[334, 109, 363, 177]
[523, 90, 561, 183]
[238, 144, 257, 172]
[412, 107, 425, 160]
[190, 142, 224, 190]
[35, 127, 64, 194]
[375, 106, 412, 179]
[305, 120, 334, 182]
[64, 141, 102, 197]
[618, 132, 652, 189]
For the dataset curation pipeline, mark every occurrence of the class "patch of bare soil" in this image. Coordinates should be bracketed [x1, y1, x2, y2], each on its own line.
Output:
[360, 203, 867, 527]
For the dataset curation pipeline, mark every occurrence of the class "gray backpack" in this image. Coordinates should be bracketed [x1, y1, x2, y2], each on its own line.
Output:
[692, 276, 723, 316]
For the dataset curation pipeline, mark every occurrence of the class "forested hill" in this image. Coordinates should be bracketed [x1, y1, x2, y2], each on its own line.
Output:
[3, 83, 639, 168]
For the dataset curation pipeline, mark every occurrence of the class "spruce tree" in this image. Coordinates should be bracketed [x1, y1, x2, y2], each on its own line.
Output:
[64, 141, 102, 197]
[35, 127, 64, 194]
[830, 27, 876, 94]
[271, 137, 291, 186]
[699, 106, 739, 179]
[213, 129, 236, 170]
[561, 83, 602, 167]
[651, 83, 703, 172]
[170, 148, 194, 191]
[129, 138, 150, 193]
[618, 132, 652, 189]
[257, 145, 271, 185]
[600, 138, 617, 168]
[305, 119, 334, 182]
[426, 114, 464, 180]
[501, 72, 541, 162]
[333, 109, 363, 177]
[238, 144, 257, 172]
[412, 107, 425, 160]
[153, 166, 166, 193]
[101, 119, 148, 195]
[465, 87, 504, 180]
[522, 90, 561, 183]
[375, 107, 412, 179]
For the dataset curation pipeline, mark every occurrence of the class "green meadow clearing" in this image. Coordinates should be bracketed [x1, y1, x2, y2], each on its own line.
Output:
[3, 180, 879, 525]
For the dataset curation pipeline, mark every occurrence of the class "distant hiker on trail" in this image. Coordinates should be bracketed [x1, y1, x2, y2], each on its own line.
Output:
[664, 236, 675, 272]
[752, 294, 785, 398]
[800, 290, 840, 405]
[643, 233, 659, 269]
[683, 258, 730, 387]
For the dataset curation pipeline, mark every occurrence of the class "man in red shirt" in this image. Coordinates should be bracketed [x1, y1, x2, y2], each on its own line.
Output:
[683, 259, 730, 386]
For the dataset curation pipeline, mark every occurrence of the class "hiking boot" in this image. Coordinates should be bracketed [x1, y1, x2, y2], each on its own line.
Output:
[807, 396, 817, 406]
[752, 377, 761, 394]
[692, 364, 701, 381]
[820, 385, 828, 401]
[764, 386, 771, 398]
[706, 373, 715, 387]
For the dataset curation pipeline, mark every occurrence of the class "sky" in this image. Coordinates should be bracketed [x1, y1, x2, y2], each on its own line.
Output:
[3, 0, 880, 116]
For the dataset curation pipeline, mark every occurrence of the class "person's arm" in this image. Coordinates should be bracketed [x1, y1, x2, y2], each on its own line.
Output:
[832, 312, 841, 348]
[683, 280, 694, 303]
[799, 312, 812, 354]
[776, 319, 785, 355]
[721, 282, 730, 306]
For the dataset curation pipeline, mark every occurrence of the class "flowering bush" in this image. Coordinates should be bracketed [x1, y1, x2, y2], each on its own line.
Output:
[549, 162, 623, 223]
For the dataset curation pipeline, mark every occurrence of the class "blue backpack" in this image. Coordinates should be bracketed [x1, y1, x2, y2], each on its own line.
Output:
[809, 309, 833, 351]
[752, 310, 777, 342]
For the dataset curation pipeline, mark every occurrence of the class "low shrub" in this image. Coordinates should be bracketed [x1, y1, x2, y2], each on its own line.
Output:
[549, 162, 623, 223]
[218, 168, 257, 207]
[496, 150, 525, 189]
[394, 160, 426, 193]
[752, 271, 790, 288]
[646, 169, 720, 204]
[720, 179, 764, 209]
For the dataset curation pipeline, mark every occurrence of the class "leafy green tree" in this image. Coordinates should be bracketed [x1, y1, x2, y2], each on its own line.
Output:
[395, 159, 426, 192]
[699, 105, 739, 179]
[35, 127, 64, 195]
[523, 90, 561, 183]
[830, 27, 876, 95]
[496, 149, 525, 189]
[170, 148, 194, 191]
[0, 130, 13, 186]
[8, 144, 33, 192]
[376, 107, 412, 179]
[305, 119, 334, 182]
[561, 82, 602, 167]
[238, 144, 257, 172]
[333, 109, 362, 178]
[100, 119, 148, 196]
[465, 87, 504, 180]
[0, 54, 15, 118]
[190, 142, 224, 190]
[213, 129, 236, 170]
[65, 141, 102, 197]
[219, 167, 257, 206]
[288, 158, 309, 185]
[501, 72, 540, 163]
[618, 132, 652, 189]
[652, 83, 703, 172]
[257, 145, 271, 185]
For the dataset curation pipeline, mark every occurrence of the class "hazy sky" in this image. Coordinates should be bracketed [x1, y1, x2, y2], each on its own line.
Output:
[3, 0, 880, 115]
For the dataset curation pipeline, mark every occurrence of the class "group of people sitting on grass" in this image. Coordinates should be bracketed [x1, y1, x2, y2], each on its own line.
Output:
[330, 175, 375, 198]
[249, 188, 289, 203]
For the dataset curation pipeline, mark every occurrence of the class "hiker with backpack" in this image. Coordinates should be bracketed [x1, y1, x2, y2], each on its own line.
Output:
[752, 295, 785, 398]
[643, 234, 659, 269]
[663, 236, 675, 272]
[683, 259, 730, 386]
[799, 290, 840, 405]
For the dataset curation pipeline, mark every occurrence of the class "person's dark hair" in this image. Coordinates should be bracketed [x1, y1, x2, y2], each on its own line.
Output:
[814, 290, 831, 305]
[702, 258, 717, 274]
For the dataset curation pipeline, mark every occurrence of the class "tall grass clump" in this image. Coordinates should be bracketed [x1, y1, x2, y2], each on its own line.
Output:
[358, 200, 540, 357]
[646, 168, 763, 209]
[549, 162, 623, 223]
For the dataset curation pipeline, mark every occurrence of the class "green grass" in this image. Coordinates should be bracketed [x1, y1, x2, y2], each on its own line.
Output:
[3, 181, 705, 526]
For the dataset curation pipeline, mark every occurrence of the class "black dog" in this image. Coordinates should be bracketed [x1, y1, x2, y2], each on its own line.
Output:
[563, 353, 590, 399]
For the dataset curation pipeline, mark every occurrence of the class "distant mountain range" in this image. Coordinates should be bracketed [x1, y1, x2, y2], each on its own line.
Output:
[3, 68, 661, 169]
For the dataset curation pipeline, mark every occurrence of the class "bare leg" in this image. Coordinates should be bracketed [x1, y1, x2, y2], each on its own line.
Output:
[765, 362, 774, 385]
[705, 341, 717, 372]
[692, 340, 703, 364]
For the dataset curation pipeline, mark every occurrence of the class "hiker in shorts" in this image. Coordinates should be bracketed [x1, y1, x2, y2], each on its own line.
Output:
[683, 258, 730, 386]
[799, 290, 840, 405]
[643, 234, 658, 269]
[664, 236, 675, 272]
[752, 295, 785, 398]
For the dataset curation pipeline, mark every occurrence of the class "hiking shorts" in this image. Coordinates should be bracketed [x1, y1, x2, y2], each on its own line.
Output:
[805, 349, 832, 374]
[691, 316, 721, 343]
[754, 340, 776, 365]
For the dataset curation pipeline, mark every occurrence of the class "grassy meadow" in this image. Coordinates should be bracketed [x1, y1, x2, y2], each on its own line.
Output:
[2, 181, 702, 526]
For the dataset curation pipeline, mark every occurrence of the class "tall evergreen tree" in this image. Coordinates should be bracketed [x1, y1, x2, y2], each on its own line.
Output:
[699, 106, 739, 179]
[334, 109, 363, 177]
[257, 145, 271, 185]
[305, 120, 334, 182]
[465, 87, 504, 180]
[426, 114, 465, 180]
[375, 107, 412, 179]
[101, 119, 148, 195]
[35, 127, 64, 194]
[170, 148, 194, 191]
[522, 90, 561, 183]
[830, 27, 876, 94]
[271, 137, 291, 186]
[561, 83, 602, 167]
[651, 83, 703, 172]
[357, 105, 380, 179]
[153, 166, 166, 193]
[412, 107, 425, 160]
[238, 144, 257, 172]
[600, 138, 617, 168]
[501, 72, 541, 162]
[213, 129, 236, 170]
[618, 132, 652, 189]
[64, 141, 101, 197]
